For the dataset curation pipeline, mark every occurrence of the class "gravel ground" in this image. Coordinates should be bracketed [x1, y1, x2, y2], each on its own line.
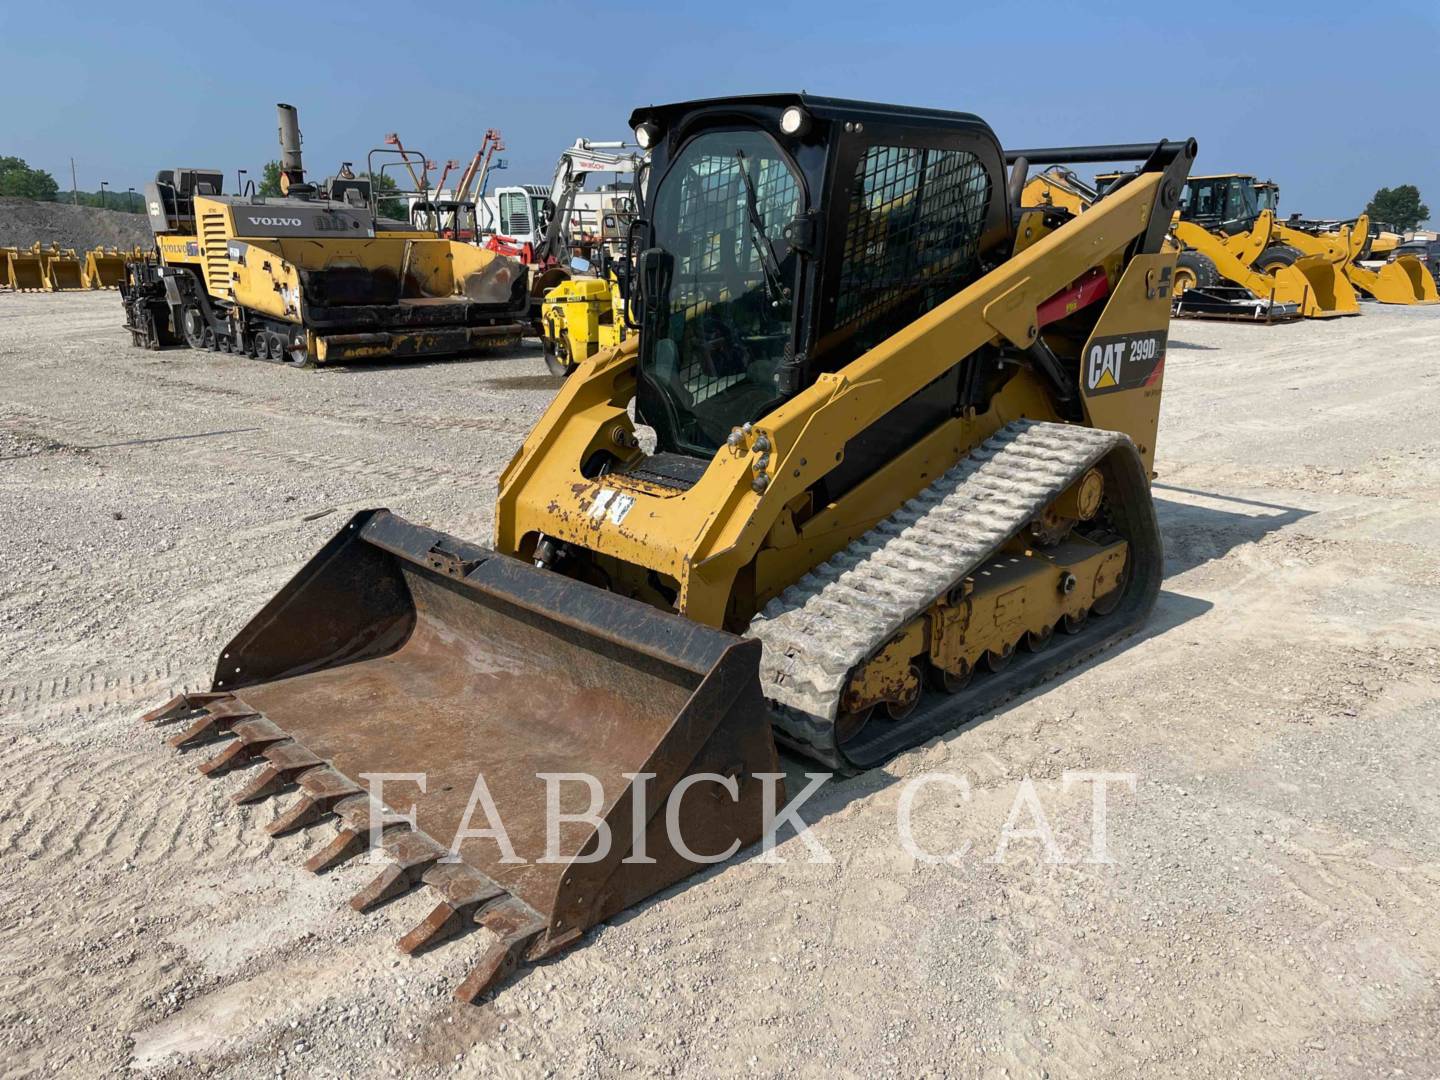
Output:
[0, 197, 152, 253]
[2, 291, 1438, 1078]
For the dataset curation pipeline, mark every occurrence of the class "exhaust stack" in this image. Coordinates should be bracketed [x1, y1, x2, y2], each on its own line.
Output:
[276, 103, 307, 193]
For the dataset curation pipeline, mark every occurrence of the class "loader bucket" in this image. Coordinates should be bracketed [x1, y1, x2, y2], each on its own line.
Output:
[1283, 256, 1359, 317]
[139, 510, 779, 1002]
[81, 248, 127, 289]
[42, 248, 84, 291]
[1349, 257, 1440, 305]
[5, 248, 45, 291]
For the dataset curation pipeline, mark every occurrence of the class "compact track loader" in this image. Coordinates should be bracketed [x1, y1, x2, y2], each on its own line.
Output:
[141, 95, 1194, 1002]
[120, 104, 528, 365]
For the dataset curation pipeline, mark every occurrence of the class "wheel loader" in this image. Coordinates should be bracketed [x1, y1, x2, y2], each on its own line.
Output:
[140, 94, 1195, 1003]
[119, 104, 529, 365]
[1094, 170, 1351, 320]
[1174, 173, 1360, 318]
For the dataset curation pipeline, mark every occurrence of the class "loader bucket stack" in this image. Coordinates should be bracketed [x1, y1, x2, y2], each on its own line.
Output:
[40, 245, 84, 291]
[81, 247, 127, 289]
[139, 510, 778, 1002]
[5, 245, 45, 291]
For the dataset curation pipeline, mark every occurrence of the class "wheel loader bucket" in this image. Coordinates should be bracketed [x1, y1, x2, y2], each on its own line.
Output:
[81, 247, 127, 289]
[5, 247, 45, 291]
[1348, 256, 1440, 305]
[138, 510, 779, 1002]
[1281, 256, 1359, 317]
[42, 247, 84, 291]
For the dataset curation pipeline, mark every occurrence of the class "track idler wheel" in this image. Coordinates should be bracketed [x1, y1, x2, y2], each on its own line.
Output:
[982, 643, 1015, 673]
[836, 707, 874, 747]
[1024, 624, 1054, 652]
[1091, 559, 1129, 617]
[927, 659, 973, 695]
[884, 664, 923, 721]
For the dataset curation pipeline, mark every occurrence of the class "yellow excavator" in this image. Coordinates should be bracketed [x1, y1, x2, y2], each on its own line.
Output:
[1252, 180, 1437, 305]
[141, 95, 1195, 1002]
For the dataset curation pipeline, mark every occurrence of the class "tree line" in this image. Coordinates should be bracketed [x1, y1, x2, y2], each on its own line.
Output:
[1, 156, 144, 213]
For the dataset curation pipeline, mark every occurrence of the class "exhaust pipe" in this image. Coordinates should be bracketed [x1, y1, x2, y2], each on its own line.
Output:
[276, 103, 307, 193]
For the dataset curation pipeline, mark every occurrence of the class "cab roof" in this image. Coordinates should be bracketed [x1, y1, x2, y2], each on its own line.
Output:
[629, 93, 995, 139]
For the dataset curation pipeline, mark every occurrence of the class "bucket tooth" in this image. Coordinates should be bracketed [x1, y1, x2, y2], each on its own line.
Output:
[231, 741, 326, 804]
[167, 713, 227, 749]
[266, 766, 361, 837]
[303, 793, 396, 873]
[397, 901, 468, 956]
[167, 699, 259, 749]
[453, 897, 547, 1004]
[267, 795, 326, 837]
[139, 692, 228, 725]
[396, 864, 505, 956]
[303, 826, 368, 874]
[349, 831, 446, 913]
[198, 717, 288, 776]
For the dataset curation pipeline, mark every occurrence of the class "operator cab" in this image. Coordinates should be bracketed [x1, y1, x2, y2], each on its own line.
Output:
[1177, 174, 1261, 235]
[627, 94, 1010, 460]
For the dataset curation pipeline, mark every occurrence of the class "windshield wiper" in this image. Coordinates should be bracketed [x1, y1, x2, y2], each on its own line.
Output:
[735, 150, 787, 305]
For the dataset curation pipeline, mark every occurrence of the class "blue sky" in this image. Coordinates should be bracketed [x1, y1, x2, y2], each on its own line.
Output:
[3, 0, 1436, 220]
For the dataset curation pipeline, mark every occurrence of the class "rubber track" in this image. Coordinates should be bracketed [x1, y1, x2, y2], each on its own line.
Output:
[746, 420, 1147, 769]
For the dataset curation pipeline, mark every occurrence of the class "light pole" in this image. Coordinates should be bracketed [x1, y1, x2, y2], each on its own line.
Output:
[128, 187, 136, 212]
[100, 180, 109, 209]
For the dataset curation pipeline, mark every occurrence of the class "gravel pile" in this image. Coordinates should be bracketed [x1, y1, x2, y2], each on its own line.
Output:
[0, 196, 152, 252]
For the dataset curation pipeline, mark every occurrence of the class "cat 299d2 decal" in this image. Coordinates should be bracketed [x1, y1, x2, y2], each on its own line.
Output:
[1083, 330, 1166, 396]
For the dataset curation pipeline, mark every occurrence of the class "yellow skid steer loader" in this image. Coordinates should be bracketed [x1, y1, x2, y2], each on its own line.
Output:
[141, 95, 1195, 1002]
